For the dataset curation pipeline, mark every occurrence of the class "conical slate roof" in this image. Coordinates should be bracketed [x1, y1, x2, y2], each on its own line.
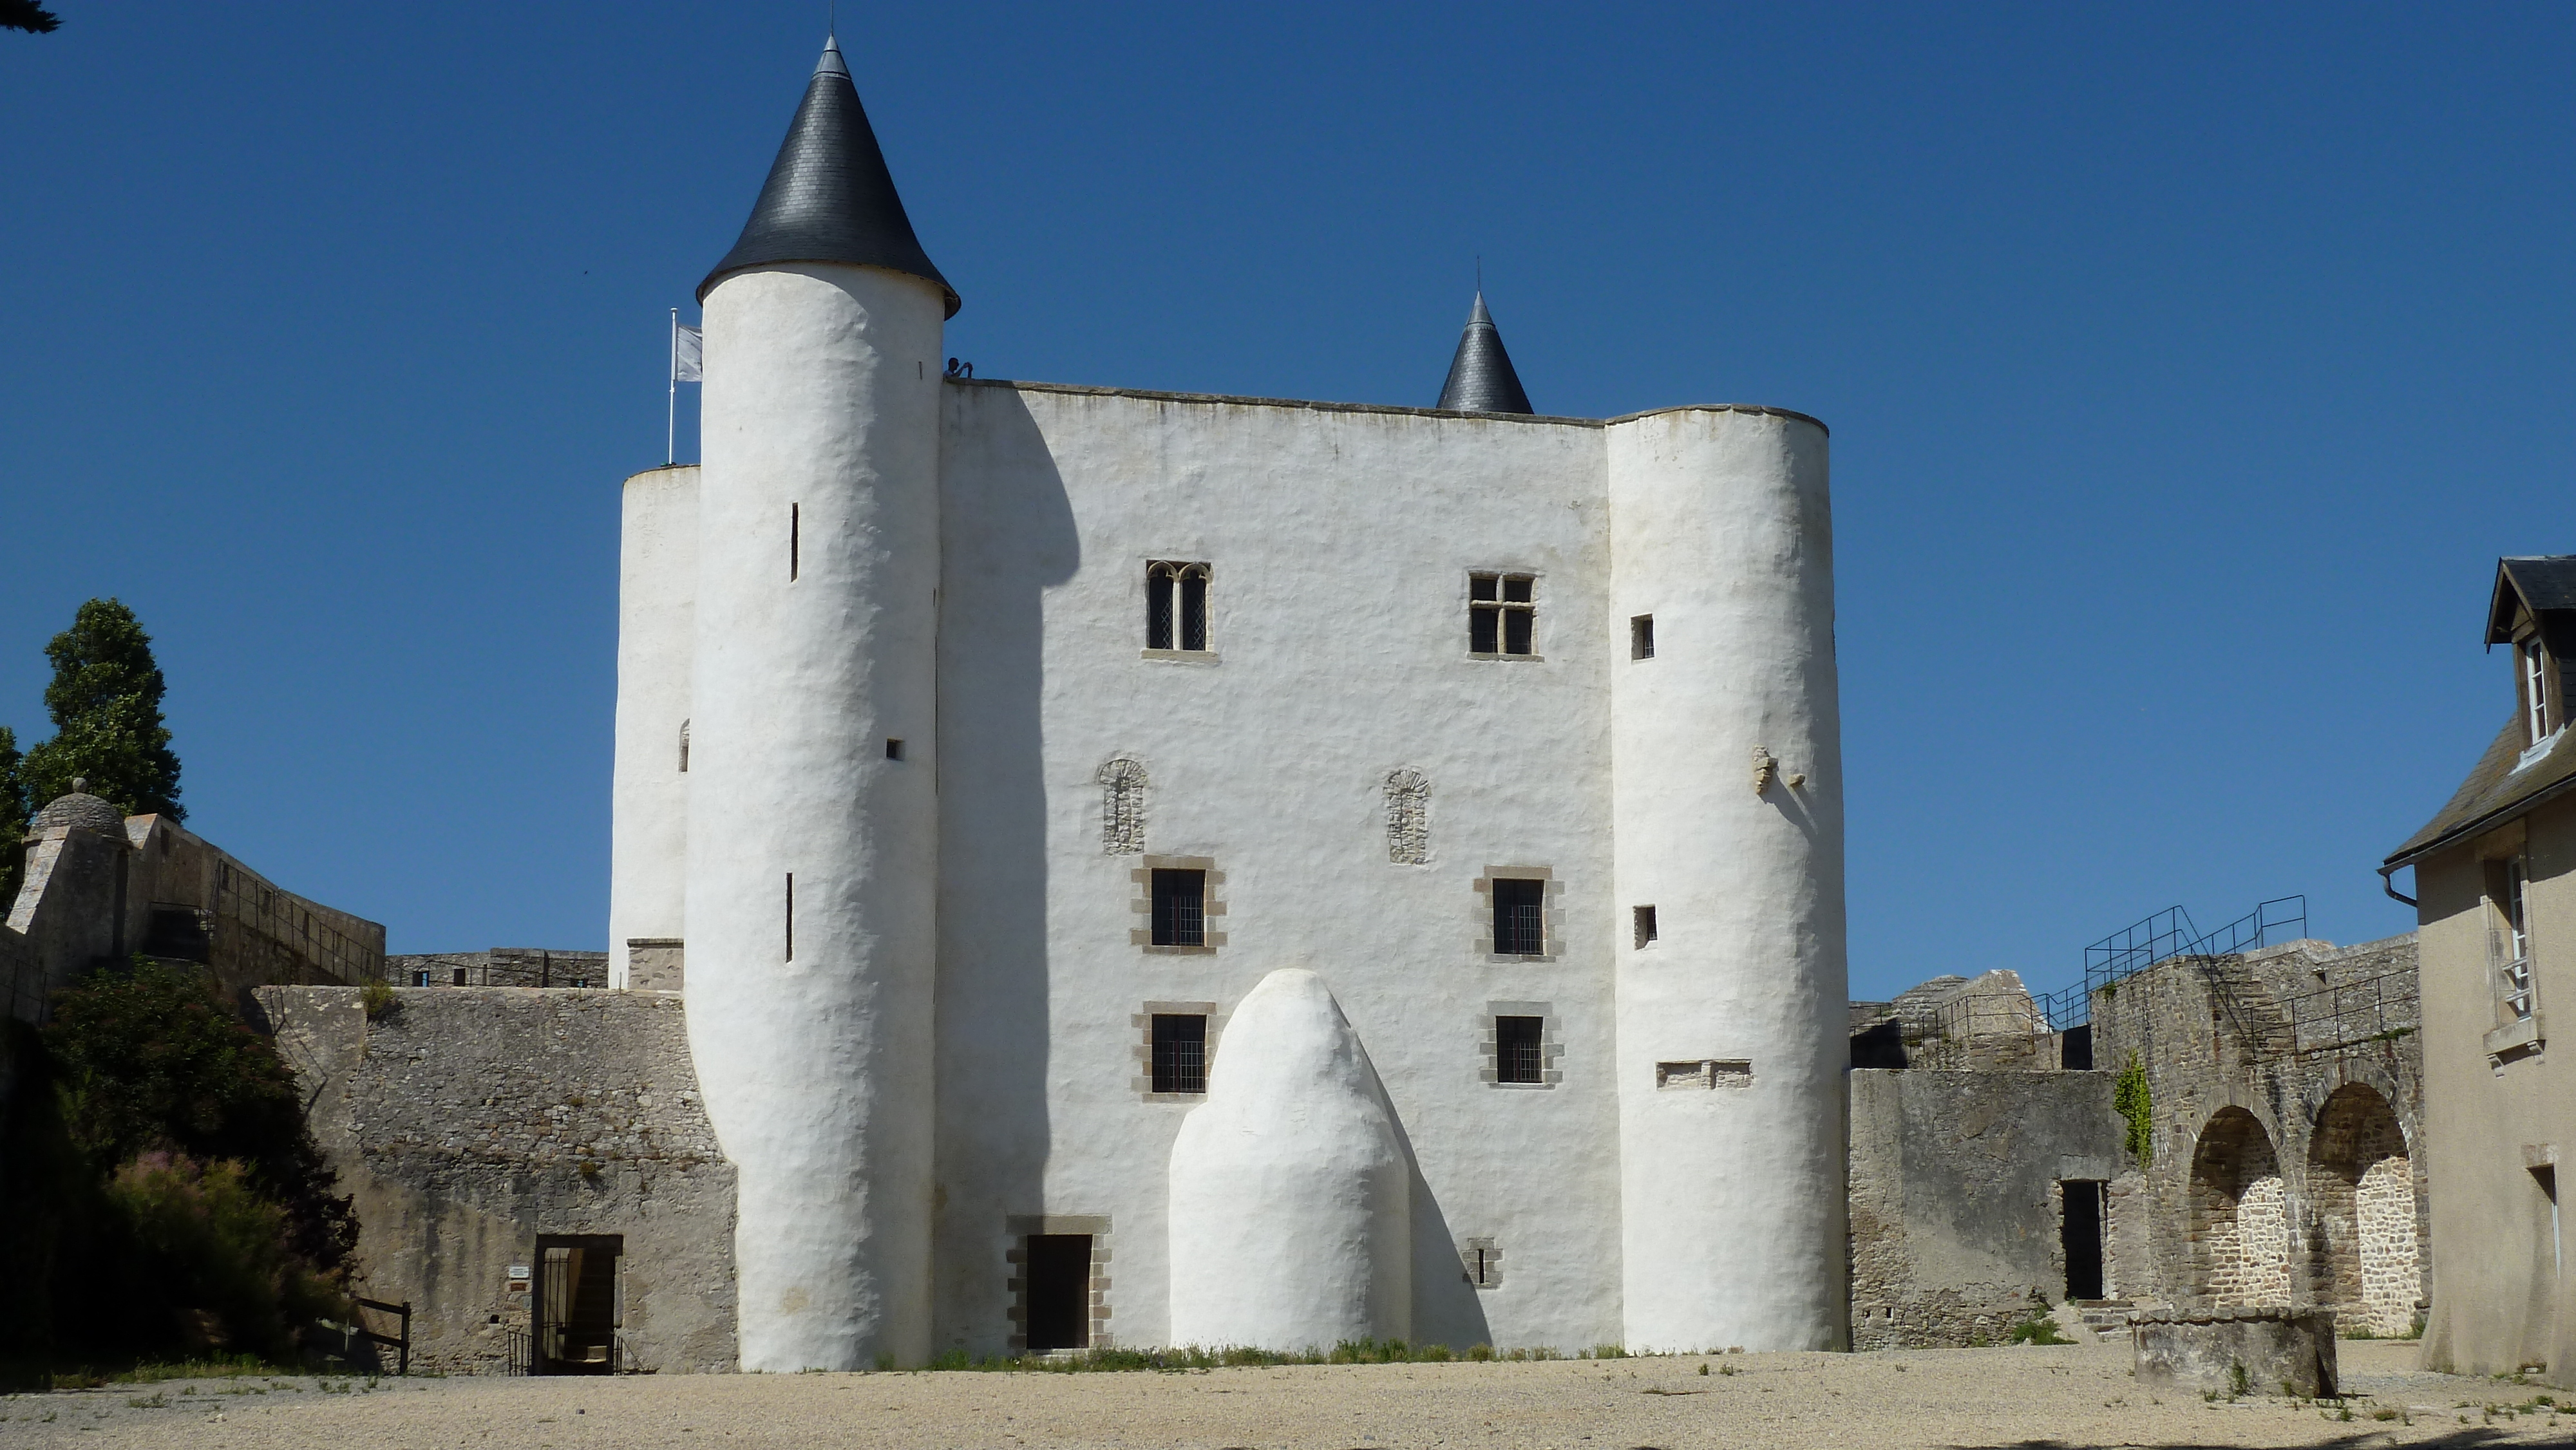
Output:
[1435, 292, 1533, 413]
[698, 36, 960, 315]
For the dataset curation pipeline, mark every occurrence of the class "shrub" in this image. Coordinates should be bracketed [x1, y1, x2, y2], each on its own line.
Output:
[2007, 1315, 2072, 1346]
[2113, 1055, 2154, 1165]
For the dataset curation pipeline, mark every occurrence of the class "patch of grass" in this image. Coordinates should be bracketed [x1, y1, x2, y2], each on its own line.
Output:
[122, 1393, 167, 1409]
[111, 1355, 289, 1384]
[2006, 1315, 2072, 1346]
[2228, 1361, 2250, 1399]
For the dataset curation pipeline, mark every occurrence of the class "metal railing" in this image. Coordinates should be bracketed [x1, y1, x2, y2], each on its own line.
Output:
[2036, 897, 2308, 1033]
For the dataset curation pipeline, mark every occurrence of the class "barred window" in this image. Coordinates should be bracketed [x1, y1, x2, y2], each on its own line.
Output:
[1151, 1013, 1208, 1095]
[1493, 878, 1546, 956]
[1470, 572, 1536, 656]
[1148, 561, 1211, 652]
[1152, 869, 1206, 948]
[1495, 1016, 1544, 1085]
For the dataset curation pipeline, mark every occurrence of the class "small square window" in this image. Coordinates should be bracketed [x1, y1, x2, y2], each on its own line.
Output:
[1151, 869, 1206, 948]
[886, 738, 905, 761]
[1151, 1013, 1208, 1095]
[414, 970, 431, 987]
[1631, 615, 1655, 660]
[451, 966, 468, 986]
[1633, 905, 1658, 950]
[1495, 1016, 1544, 1084]
[1492, 878, 1546, 956]
[1468, 572, 1537, 657]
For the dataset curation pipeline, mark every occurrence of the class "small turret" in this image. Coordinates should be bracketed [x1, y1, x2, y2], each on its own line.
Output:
[1435, 292, 1533, 413]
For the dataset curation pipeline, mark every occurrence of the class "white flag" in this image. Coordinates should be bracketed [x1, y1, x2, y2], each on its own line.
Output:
[672, 321, 704, 382]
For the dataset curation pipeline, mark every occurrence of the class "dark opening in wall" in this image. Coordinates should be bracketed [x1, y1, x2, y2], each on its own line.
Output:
[1146, 562, 1212, 652]
[784, 873, 794, 961]
[886, 738, 905, 761]
[1151, 1013, 1208, 1095]
[2060, 1023, 2094, 1071]
[1496, 1016, 1544, 1084]
[451, 967, 468, 986]
[1023, 1235, 1094, 1351]
[1633, 905, 1658, 950]
[2061, 1180, 2106, 1301]
[533, 1234, 623, 1374]
[1631, 614, 1655, 659]
[1151, 869, 1206, 947]
[1492, 878, 1546, 956]
[413, 970, 431, 986]
[790, 504, 800, 581]
[1470, 572, 1537, 656]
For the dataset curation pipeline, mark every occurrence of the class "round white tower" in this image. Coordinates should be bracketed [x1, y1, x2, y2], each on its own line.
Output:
[1604, 405, 1846, 1352]
[685, 35, 958, 1371]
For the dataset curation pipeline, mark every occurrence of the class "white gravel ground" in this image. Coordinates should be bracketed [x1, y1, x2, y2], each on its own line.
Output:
[0, 1341, 2562, 1449]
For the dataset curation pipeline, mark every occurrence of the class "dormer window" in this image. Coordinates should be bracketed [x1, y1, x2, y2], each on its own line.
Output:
[2525, 636, 2555, 746]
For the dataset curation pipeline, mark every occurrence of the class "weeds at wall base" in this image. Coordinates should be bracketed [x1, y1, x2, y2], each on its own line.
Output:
[907, 1340, 1639, 1373]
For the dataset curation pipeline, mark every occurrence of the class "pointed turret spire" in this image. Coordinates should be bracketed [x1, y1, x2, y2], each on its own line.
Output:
[1435, 292, 1533, 414]
[699, 35, 959, 315]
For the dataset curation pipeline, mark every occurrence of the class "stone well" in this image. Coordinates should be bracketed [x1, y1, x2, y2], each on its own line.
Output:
[2131, 1306, 2337, 1398]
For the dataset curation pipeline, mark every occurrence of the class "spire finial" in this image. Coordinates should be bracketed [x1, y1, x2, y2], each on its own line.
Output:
[815, 28, 848, 77]
[1436, 283, 1533, 414]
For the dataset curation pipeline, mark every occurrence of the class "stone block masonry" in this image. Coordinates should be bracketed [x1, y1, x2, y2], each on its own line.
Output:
[252, 986, 737, 1374]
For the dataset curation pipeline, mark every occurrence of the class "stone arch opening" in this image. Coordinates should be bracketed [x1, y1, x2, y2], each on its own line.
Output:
[2191, 1107, 2289, 1306]
[2308, 1082, 2418, 1334]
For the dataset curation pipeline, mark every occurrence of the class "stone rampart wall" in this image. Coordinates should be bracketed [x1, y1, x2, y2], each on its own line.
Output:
[252, 986, 736, 1374]
[2088, 936, 2427, 1332]
[1847, 1068, 2124, 1348]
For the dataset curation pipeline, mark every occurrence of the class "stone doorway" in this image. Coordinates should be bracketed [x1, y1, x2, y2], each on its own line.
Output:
[533, 1234, 622, 1374]
[2308, 1083, 2418, 1335]
[1023, 1234, 1094, 1352]
[2061, 1180, 2107, 1301]
[2191, 1109, 2289, 1306]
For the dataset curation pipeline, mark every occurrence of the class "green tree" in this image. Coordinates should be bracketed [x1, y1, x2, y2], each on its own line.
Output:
[21, 599, 184, 822]
[0, 725, 24, 905]
[0, 2, 60, 34]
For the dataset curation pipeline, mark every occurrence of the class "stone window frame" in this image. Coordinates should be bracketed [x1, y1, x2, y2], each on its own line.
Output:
[1384, 768, 1432, 865]
[1132, 856, 1226, 954]
[1655, 1058, 1752, 1090]
[1473, 867, 1562, 962]
[1003, 1214, 1112, 1353]
[1458, 1236, 1504, 1290]
[1479, 1001, 1562, 1089]
[1098, 758, 1149, 855]
[1132, 1001, 1227, 1102]
[1466, 570, 1543, 660]
[1142, 560, 1219, 662]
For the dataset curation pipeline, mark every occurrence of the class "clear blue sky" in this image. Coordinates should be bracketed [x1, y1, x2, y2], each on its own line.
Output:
[4, 3, 2568, 997]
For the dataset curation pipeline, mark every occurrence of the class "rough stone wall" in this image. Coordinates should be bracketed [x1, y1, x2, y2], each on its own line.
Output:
[252, 986, 736, 1374]
[1846, 1068, 2125, 1348]
[384, 949, 613, 989]
[2089, 936, 2427, 1326]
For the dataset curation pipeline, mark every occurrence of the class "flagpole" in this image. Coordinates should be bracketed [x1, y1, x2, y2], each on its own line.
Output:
[667, 307, 679, 467]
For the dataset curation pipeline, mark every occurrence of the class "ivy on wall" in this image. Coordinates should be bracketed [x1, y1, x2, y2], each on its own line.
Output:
[2113, 1054, 2154, 1166]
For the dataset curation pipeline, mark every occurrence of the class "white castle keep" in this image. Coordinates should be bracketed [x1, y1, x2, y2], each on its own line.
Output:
[609, 36, 1850, 1370]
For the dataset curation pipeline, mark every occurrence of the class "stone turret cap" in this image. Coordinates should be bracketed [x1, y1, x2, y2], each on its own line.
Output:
[1435, 292, 1534, 414]
[31, 785, 125, 837]
[698, 34, 960, 316]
